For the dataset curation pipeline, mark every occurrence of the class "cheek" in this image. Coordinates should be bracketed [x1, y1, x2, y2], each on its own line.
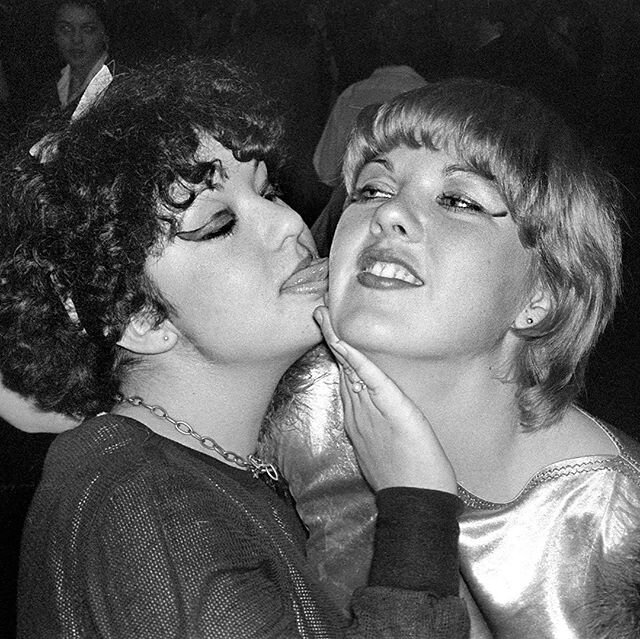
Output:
[88, 34, 104, 49]
[327, 230, 355, 308]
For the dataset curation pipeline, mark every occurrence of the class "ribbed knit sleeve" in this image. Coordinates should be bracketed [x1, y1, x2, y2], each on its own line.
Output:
[369, 487, 462, 596]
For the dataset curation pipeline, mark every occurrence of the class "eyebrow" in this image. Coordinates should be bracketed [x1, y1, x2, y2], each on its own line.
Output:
[366, 156, 393, 171]
[443, 163, 497, 184]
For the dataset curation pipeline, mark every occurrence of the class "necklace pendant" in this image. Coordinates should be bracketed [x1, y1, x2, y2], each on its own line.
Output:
[117, 394, 279, 483]
[248, 455, 280, 482]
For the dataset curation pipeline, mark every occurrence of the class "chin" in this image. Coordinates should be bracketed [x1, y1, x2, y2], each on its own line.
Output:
[283, 323, 323, 360]
[332, 314, 385, 352]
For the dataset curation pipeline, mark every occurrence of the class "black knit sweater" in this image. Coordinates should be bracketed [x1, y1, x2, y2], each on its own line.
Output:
[18, 414, 468, 638]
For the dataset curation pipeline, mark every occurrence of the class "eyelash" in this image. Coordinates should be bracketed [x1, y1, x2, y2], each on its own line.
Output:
[436, 193, 486, 213]
[175, 180, 281, 242]
[350, 185, 392, 203]
[437, 194, 508, 218]
[176, 211, 236, 242]
[351, 184, 507, 219]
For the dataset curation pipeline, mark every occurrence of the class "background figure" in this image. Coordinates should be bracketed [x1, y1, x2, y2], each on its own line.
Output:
[271, 79, 640, 637]
[179, 0, 234, 56]
[222, 0, 335, 226]
[311, 0, 444, 255]
[49, 0, 112, 113]
[312, 0, 431, 189]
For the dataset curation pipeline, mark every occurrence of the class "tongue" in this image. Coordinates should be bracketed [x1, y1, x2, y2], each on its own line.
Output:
[281, 258, 328, 288]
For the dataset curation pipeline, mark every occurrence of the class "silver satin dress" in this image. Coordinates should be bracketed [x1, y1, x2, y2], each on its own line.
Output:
[266, 348, 640, 638]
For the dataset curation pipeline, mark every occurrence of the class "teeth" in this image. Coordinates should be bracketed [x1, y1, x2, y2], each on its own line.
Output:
[365, 261, 422, 285]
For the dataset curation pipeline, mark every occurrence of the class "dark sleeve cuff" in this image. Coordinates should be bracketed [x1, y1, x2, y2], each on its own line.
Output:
[368, 487, 462, 596]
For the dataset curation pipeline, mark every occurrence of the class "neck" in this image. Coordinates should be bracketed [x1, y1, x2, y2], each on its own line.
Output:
[115, 351, 294, 462]
[365, 352, 523, 489]
[70, 53, 104, 84]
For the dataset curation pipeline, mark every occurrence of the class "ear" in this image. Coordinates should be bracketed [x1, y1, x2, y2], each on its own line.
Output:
[513, 288, 552, 330]
[117, 315, 178, 354]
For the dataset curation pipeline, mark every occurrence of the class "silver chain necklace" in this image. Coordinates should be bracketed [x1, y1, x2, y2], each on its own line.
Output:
[116, 394, 279, 481]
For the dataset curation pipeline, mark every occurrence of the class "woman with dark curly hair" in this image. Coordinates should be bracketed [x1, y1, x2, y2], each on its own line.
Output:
[0, 58, 469, 637]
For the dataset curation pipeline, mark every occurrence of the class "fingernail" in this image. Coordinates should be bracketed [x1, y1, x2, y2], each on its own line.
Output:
[313, 307, 323, 325]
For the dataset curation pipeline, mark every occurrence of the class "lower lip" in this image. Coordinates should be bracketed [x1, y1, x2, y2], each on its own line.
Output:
[281, 279, 328, 295]
[356, 272, 422, 290]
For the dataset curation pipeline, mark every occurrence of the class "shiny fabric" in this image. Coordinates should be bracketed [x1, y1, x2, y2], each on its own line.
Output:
[263, 347, 375, 616]
[269, 348, 640, 637]
[458, 429, 640, 638]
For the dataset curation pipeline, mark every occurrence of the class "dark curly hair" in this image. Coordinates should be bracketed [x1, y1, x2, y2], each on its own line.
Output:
[0, 56, 285, 418]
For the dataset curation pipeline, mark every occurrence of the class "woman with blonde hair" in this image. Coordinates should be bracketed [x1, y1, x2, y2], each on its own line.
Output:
[274, 78, 640, 638]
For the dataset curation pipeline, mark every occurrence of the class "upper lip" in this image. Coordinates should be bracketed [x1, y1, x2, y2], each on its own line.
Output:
[292, 252, 314, 274]
[357, 245, 423, 284]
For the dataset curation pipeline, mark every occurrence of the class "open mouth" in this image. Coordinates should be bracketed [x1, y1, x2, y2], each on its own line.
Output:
[357, 248, 424, 288]
[361, 260, 423, 285]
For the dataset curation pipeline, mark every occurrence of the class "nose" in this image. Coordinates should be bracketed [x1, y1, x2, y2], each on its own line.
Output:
[71, 27, 82, 44]
[369, 198, 422, 242]
[267, 200, 310, 250]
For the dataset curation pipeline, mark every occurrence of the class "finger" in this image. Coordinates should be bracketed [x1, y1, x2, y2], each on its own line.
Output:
[326, 336, 403, 406]
[313, 305, 344, 357]
[337, 365, 356, 417]
[313, 307, 359, 382]
[313, 306, 386, 393]
[337, 362, 368, 407]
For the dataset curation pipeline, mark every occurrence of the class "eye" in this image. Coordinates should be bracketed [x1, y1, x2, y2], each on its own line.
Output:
[350, 184, 393, 203]
[436, 193, 508, 218]
[176, 210, 236, 242]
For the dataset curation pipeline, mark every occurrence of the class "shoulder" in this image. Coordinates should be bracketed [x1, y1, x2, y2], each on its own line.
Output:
[563, 407, 640, 474]
[523, 409, 640, 512]
[46, 413, 152, 470]
[262, 345, 342, 462]
[527, 406, 629, 464]
[33, 415, 261, 545]
[522, 407, 640, 491]
[40, 414, 225, 515]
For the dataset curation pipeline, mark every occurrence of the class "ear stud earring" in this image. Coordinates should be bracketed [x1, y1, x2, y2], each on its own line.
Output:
[526, 317, 534, 325]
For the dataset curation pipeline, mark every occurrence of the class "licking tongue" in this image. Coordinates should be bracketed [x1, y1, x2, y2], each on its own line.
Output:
[281, 257, 329, 290]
